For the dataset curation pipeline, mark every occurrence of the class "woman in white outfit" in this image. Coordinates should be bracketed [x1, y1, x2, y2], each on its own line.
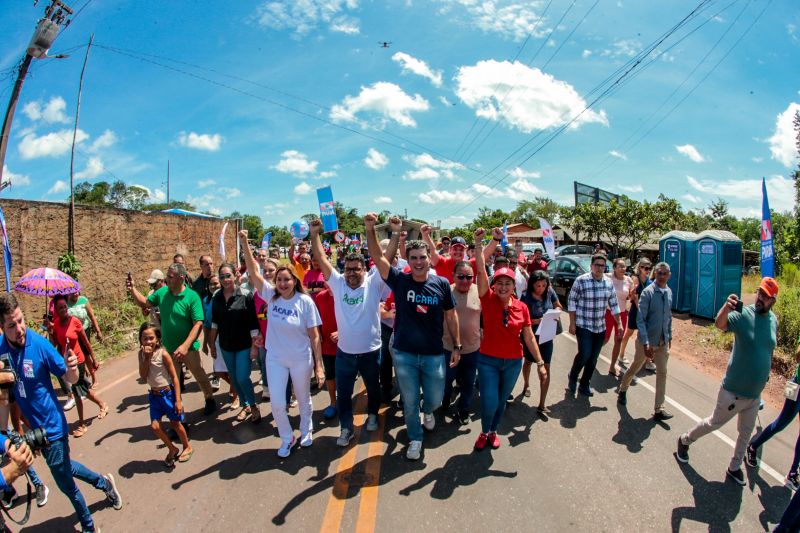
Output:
[239, 231, 325, 457]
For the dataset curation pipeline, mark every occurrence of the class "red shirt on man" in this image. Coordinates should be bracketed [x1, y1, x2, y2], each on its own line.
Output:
[434, 256, 477, 283]
[314, 288, 339, 356]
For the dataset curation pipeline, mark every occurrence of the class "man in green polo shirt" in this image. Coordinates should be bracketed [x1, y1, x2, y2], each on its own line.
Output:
[676, 277, 779, 486]
[128, 263, 217, 415]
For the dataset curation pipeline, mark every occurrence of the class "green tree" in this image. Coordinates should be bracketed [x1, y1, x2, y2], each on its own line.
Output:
[143, 201, 196, 211]
[73, 181, 111, 206]
[511, 197, 563, 227]
[470, 207, 511, 231]
[264, 225, 292, 247]
[230, 212, 265, 240]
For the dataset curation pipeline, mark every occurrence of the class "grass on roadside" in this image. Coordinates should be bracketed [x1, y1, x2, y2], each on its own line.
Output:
[91, 299, 142, 361]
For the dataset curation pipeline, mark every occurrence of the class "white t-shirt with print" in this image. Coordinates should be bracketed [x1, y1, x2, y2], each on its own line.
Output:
[327, 269, 384, 354]
[260, 284, 322, 362]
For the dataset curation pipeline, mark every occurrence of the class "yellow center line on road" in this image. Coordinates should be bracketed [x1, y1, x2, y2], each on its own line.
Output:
[93, 369, 139, 396]
[320, 383, 368, 533]
[355, 404, 388, 533]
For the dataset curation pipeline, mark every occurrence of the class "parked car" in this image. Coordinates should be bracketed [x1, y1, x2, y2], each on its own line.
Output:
[522, 242, 545, 255]
[554, 244, 594, 257]
[547, 254, 610, 304]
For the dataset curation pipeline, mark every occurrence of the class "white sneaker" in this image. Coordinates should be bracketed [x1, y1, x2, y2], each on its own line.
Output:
[618, 356, 628, 367]
[406, 440, 423, 460]
[366, 414, 378, 432]
[63, 397, 76, 411]
[277, 436, 296, 458]
[337, 428, 354, 447]
[423, 413, 435, 431]
[300, 433, 313, 448]
[645, 361, 657, 372]
[289, 396, 298, 408]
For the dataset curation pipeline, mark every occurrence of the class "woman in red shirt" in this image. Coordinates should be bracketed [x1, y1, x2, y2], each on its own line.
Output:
[314, 282, 339, 419]
[51, 294, 109, 437]
[473, 228, 547, 451]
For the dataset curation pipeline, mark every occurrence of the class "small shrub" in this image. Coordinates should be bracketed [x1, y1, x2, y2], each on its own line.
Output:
[57, 252, 81, 280]
[91, 299, 142, 361]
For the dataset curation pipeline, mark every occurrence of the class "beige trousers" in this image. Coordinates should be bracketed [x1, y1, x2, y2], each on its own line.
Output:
[619, 340, 669, 413]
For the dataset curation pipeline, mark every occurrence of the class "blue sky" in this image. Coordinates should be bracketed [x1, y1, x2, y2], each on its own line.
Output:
[1, 0, 798, 228]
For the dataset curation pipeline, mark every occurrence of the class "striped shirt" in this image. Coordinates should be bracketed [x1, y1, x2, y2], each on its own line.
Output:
[567, 273, 620, 333]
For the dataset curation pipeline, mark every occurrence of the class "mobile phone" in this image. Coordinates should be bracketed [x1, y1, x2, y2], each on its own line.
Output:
[735, 300, 743, 313]
[127, 272, 132, 282]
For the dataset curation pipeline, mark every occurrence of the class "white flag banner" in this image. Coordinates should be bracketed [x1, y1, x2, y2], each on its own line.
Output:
[538, 217, 556, 258]
[219, 221, 229, 261]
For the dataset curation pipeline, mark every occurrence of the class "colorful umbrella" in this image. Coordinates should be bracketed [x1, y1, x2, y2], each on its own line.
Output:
[14, 267, 81, 296]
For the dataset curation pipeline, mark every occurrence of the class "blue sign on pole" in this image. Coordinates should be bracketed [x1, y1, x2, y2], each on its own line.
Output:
[317, 186, 338, 233]
[761, 177, 775, 278]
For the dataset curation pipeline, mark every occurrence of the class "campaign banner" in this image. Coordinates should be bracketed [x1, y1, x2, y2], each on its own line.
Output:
[219, 221, 228, 261]
[501, 221, 508, 253]
[538, 217, 556, 258]
[261, 232, 272, 250]
[0, 207, 11, 292]
[317, 186, 338, 233]
[761, 177, 775, 278]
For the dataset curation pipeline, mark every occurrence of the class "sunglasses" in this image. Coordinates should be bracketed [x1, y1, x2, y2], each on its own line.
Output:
[502, 307, 510, 327]
[456, 274, 474, 280]
[344, 267, 363, 273]
[219, 273, 233, 279]
[641, 267, 652, 271]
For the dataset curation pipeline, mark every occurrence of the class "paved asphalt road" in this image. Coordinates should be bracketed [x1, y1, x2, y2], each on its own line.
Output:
[10, 332, 798, 532]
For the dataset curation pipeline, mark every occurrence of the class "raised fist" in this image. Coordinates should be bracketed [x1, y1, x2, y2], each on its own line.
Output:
[474, 228, 486, 241]
[364, 212, 378, 228]
[420, 224, 432, 236]
[389, 216, 402, 233]
[491, 227, 504, 241]
[309, 219, 323, 236]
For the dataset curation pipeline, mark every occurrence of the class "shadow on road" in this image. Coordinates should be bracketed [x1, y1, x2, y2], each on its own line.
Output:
[398, 451, 517, 499]
[548, 390, 608, 429]
[671, 460, 744, 532]
[24, 500, 107, 532]
[612, 404, 656, 453]
[115, 392, 149, 414]
[749, 464, 792, 530]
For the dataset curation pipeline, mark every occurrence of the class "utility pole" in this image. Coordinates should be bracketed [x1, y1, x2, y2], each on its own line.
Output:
[166, 160, 170, 206]
[0, 0, 73, 184]
[68, 33, 93, 255]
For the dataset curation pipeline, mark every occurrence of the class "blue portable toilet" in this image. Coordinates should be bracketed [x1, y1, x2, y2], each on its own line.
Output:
[692, 230, 742, 319]
[659, 230, 698, 313]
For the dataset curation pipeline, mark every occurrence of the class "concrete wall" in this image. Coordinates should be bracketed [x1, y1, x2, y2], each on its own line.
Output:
[0, 199, 237, 319]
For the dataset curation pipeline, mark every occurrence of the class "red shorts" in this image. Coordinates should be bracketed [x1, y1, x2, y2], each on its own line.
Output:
[604, 309, 628, 343]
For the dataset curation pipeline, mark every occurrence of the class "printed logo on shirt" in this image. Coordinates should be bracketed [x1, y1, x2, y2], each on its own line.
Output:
[416, 304, 428, 314]
[22, 360, 34, 379]
[342, 293, 364, 306]
[406, 290, 439, 305]
[272, 304, 299, 319]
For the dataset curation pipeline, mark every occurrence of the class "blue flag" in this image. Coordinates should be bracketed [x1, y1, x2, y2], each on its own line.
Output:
[761, 177, 775, 278]
[261, 232, 272, 250]
[501, 221, 508, 254]
[317, 186, 338, 233]
[0, 207, 11, 292]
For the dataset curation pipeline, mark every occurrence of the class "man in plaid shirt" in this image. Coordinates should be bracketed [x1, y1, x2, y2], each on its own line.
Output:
[567, 254, 622, 396]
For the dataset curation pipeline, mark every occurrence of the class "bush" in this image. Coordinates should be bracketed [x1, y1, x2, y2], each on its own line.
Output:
[91, 299, 142, 361]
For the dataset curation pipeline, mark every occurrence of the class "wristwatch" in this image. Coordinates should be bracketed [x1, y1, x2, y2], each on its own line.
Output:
[454, 344, 463, 351]
[536, 361, 545, 367]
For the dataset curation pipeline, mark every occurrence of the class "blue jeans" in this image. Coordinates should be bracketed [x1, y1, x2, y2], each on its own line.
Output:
[477, 354, 522, 433]
[379, 323, 394, 395]
[336, 348, 381, 431]
[393, 350, 446, 442]
[569, 327, 606, 390]
[750, 381, 800, 474]
[443, 350, 479, 416]
[776, 484, 800, 532]
[257, 346, 268, 391]
[221, 348, 255, 407]
[41, 436, 110, 532]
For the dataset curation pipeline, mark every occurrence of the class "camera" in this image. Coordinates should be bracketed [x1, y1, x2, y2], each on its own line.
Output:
[7, 428, 49, 453]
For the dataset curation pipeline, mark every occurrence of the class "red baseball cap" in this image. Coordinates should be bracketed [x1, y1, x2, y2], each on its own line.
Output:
[492, 267, 515, 282]
[759, 277, 778, 298]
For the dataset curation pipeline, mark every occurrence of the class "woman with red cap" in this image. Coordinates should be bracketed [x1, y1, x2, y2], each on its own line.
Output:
[473, 227, 547, 451]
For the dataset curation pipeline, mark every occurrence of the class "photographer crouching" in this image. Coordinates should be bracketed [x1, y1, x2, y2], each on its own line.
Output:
[0, 294, 122, 533]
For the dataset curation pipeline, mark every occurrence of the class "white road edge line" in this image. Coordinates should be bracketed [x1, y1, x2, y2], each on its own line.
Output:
[562, 333, 785, 485]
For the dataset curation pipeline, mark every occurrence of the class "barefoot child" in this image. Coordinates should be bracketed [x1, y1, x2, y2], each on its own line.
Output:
[137, 323, 193, 466]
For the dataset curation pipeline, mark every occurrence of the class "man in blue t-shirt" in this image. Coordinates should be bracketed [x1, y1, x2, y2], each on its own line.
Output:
[0, 294, 122, 532]
[677, 277, 779, 486]
[365, 213, 461, 461]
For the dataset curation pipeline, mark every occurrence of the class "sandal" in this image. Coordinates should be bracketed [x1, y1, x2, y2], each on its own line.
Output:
[178, 449, 194, 463]
[523, 388, 531, 398]
[250, 407, 261, 424]
[71, 424, 88, 438]
[236, 407, 251, 421]
[97, 405, 109, 419]
[164, 451, 180, 467]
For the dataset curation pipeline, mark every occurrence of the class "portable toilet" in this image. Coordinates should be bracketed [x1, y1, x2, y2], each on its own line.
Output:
[692, 230, 742, 319]
[659, 230, 698, 312]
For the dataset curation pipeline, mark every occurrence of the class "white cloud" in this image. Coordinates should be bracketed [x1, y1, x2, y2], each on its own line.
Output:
[364, 148, 388, 170]
[177, 131, 223, 152]
[618, 184, 643, 193]
[418, 175, 543, 204]
[198, 179, 216, 188]
[272, 150, 318, 176]
[187, 192, 223, 214]
[439, 96, 454, 106]
[2, 166, 30, 187]
[687, 174, 795, 212]
[89, 130, 117, 152]
[508, 167, 540, 179]
[318, 170, 337, 179]
[22, 96, 69, 124]
[675, 144, 706, 163]
[767, 102, 800, 168]
[294, 181, 313, 195]
[132, 184, 167, 203]
[418, 189, 473, 204]
[682, 193, 701, 204]
[402, 153, 463, 181]
[264, 202, 291, 216]
[74, 156, 104, 180]
[752, 157, 764, 163]
[374, 196, 393, 204]
[582, 49, 592, 59]
[455, 60, 608, 134]
[405, 167, 440, 180]
[330, 82, 430, 128]
[254, 0, 360, 37]
[219, 187, 241, 198]
[47, 180, 68, 195]
[437, 0, 549, 42]
[602, 39, 641, 58]
[392, 52, 443, 87]
[18, 129, 88, 159]
[609, 150, 627, 160]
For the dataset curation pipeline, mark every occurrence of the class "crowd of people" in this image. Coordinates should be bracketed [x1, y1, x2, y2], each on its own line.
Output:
[0, 211, 797, 531]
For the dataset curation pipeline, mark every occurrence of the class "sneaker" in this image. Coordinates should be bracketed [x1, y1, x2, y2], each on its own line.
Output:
[406, 440, 423, 460]
[210, 376, 220, 392]
[786, 471, 800, 491]
[366, 414, 378, 432]
[423, 413, 435, 431]
[676, 437, 690, 463]
[300, 433, 313, 448]
[727, 467, 745, 486]
[617, 390, 627, 405]
[506, 393, 514, 404]
[289, 396, 298, 408]
[323, 405, 338, 419]
[35, 484, 49, 507]
[278, 436, 296, 458]
[104, 474, 122, 510]
[745, 445, 759, 468]
[203, 397, 217, 416]
[619, 356, 628, 367]
[63, 397, 76, 411]
[653, 410, 674, 421]
[578, 386, 594, 397]
[645, 360, 657, 372]
[1, 488, 17, 508]
[336, 428, 354, 447]
[488, 432, 501, 449]
[474, 432, 488, 450]
[458, 412, 470, 426]
[631, 376, 639, 385]
[567, 375, 577, 394]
